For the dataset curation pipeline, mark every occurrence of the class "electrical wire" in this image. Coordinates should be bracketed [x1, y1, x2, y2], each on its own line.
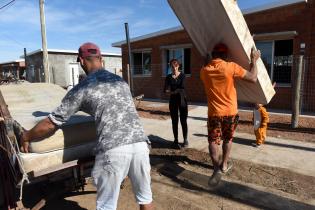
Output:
[0, 33, 24, 47]
[0, 0, 16, 10]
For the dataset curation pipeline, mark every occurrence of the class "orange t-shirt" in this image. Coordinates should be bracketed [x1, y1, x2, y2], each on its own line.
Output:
[200, 58, 246, 117]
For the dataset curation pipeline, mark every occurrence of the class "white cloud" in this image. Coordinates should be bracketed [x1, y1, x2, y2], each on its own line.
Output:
[139, 0, 155, 8]
[133, 19, 155, 28]
[0, 0, 39, 26]
[0, 39, 21, 48]
[0, 0, 179, 62]
[45, 6, 134, 34]
[0, 0, 134, 34]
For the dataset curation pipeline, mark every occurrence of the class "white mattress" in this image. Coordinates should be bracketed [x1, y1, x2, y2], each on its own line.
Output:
[0, 83, 96, 153]
[19, 142, 96, 173]
[0, 83, 97, 174]
[168, 0, 275, 104]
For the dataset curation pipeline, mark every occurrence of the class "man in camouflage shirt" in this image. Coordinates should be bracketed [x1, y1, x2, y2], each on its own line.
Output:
[21, 42, 154, 210]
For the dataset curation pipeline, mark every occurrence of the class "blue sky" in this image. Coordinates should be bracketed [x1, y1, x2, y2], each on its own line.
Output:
[0, 0, 281, 62]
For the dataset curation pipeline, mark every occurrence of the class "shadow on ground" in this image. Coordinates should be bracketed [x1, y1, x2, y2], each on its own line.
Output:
[137, 108, 170, 116]
[21, 181, 95, 209]
[148, 135, 212, 169]
[151, 159, 315, 210]
[148, 134, 174, 149]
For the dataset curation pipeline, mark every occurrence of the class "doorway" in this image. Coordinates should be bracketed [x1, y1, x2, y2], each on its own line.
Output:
[67, 63, 79, 89]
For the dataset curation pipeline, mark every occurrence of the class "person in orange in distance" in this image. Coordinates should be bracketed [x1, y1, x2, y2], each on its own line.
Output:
[252, 82, 275, 147]
[252, 103, 269, 147]
[200, 43, 261, 186]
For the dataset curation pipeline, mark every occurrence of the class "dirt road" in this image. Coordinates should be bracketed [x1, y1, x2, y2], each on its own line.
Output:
[21, 146, 315, 210]
[21, 163, 260, 210]
[17, 101, 315, 209]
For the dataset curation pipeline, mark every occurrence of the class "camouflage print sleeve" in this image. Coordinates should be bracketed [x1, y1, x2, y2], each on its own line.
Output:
[49, 86, 85, 126]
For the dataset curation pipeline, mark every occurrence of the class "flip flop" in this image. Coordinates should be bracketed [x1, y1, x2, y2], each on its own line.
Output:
[221, 162, 233, 174]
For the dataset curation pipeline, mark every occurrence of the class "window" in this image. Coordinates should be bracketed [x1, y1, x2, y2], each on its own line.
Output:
[256, 39, 293, 84]
[273, 40, 293, 83]
[132, 51, 151, 76]
[165, 48, 191, 75]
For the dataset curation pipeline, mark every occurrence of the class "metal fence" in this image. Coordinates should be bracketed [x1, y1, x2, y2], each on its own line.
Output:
[300, 56, 315, 114]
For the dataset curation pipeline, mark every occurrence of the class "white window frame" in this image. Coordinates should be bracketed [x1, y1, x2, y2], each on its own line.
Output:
[256, 39, 292, 87]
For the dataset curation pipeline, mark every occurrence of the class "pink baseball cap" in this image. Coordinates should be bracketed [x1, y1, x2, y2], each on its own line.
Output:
[77, 42, 101, 62]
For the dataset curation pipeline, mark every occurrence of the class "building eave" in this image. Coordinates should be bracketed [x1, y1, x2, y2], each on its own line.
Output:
[242, 0, 307, 15]
[0, 59, 25, 65]
[21, 49, 121, 58]
[253, 31, 298, 41]
[111, 26, 184, 48]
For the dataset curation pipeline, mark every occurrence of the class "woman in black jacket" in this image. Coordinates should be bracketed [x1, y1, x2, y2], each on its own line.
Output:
[164, 59, 188, 149]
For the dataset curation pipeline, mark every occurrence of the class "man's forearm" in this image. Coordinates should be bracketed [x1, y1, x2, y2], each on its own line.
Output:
[23, 117, 57, 142]
[250, 60, 258, 79]
[244, 48, 260, 82]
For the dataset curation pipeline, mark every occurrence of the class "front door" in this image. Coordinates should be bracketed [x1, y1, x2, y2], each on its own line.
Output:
[68, 64, 79, 89]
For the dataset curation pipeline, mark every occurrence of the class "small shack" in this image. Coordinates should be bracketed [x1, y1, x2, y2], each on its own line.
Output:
[23, 49, 122, 88]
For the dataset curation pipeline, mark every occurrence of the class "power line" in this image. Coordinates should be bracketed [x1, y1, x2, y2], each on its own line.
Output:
[0, 33, 24, 47]
[0, 0, 15, 10]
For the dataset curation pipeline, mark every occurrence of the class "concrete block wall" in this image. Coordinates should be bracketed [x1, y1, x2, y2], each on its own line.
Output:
[104, 56, 122, 76]
[49, 53, 80, 87]
[27, 53, 122, 88]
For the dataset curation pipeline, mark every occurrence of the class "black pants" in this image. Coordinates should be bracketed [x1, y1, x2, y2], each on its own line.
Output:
[169, 95, 188, 142]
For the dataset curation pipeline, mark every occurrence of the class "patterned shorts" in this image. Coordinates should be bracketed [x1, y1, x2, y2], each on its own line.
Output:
[207, 115, 239, 145]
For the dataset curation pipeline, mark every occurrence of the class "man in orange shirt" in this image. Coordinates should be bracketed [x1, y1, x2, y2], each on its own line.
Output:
[200, 43, 260, 186]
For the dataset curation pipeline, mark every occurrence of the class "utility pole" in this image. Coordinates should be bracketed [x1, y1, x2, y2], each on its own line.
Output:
[24, 48, 28, 80]
[124, 23, 133, 95]
[291, 55, 304, 128]
[39, 0, 50, 83]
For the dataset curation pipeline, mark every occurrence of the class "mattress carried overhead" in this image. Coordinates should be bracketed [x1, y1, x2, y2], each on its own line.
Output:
[168, 0, 275, 104]
[0, 83, 96, 173]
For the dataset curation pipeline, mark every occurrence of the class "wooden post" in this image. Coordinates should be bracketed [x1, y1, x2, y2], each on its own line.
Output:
[24, 48, 28, 80]
[127, 64, 131, 88]
[39, 0, 50, 83]
[124, 23, 134, 95]
[291, 55, 304, 128]
[52, 67, 56, 84]
[0, 92, 17, 209]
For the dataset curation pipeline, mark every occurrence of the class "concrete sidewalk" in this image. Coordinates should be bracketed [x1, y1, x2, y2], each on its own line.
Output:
[141, 104, 315, 177]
